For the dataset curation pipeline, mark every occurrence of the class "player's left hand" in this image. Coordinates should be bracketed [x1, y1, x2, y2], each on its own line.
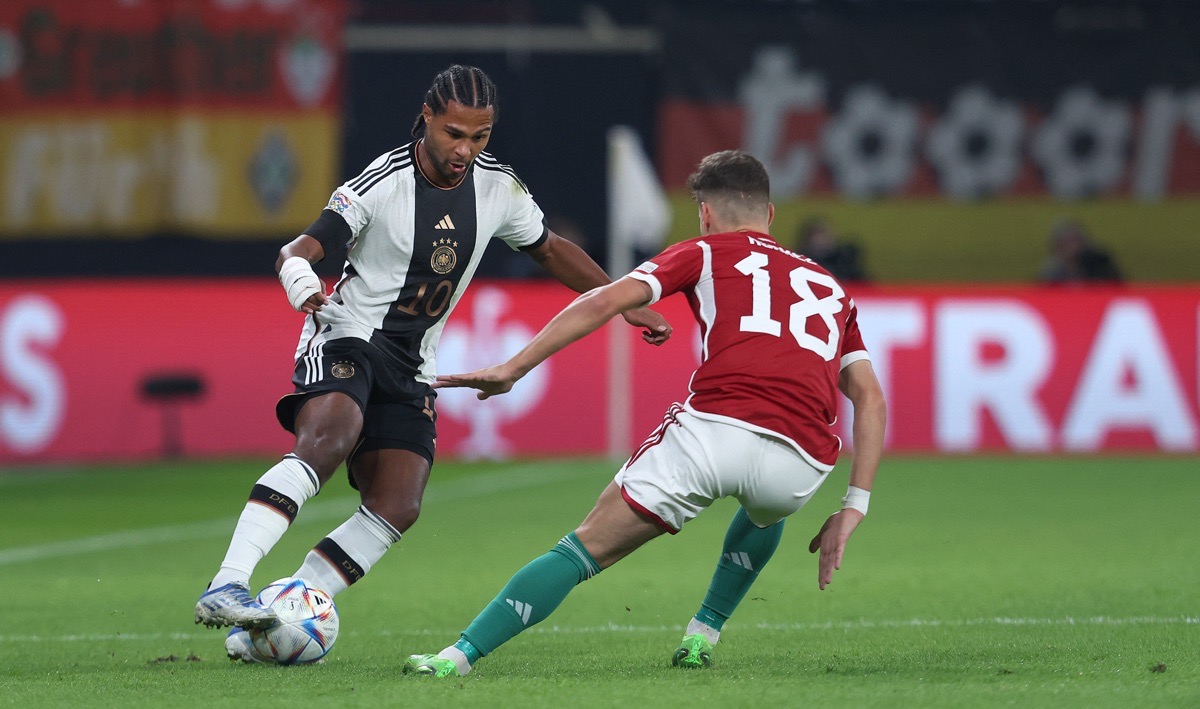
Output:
[808, 508, 865, 590]
[622, 307, 672, 346]
[434, 365, 518, 400]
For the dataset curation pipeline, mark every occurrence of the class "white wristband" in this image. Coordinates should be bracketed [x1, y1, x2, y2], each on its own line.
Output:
[841, 486, 870, 515]
[279, 256, 322, 311]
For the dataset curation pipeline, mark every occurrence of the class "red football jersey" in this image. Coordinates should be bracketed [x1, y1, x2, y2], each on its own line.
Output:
[628, 231, 869, 470]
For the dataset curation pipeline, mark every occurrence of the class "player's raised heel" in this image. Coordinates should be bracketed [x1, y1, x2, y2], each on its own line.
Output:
[194, 582, 278, 629]
[403, 653, 460, 678]
[671, 633, 714, 669]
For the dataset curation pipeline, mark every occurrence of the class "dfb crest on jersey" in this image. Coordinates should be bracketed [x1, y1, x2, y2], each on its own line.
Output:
[431, 238, 458, 274]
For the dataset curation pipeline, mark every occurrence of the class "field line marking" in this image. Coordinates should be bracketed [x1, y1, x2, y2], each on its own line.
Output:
[0, 616, 1196, 644]
[0, 463, 582, 567]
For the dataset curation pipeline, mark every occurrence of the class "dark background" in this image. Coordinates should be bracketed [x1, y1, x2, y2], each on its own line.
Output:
[2, 0, 1194, 279]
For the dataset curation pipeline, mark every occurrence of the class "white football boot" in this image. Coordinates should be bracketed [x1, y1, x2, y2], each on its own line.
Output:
[224, 627, 274, 664]
[195, 582, 277, 629]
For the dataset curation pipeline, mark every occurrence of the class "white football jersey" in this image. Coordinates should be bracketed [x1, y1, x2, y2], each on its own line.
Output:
[293, 142, 546, 383]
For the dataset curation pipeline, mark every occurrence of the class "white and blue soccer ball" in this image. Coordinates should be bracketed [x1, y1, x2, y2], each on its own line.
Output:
[250, 577, 339, 665]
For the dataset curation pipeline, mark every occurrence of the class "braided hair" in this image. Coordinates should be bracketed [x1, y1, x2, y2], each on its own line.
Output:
[411, 65, 499, 138]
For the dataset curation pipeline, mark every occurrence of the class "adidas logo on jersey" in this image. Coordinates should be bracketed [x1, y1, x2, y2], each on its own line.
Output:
[434, 214, 456, 230]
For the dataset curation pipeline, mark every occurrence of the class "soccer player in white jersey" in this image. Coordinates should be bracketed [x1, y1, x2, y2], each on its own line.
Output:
[192, 65, 672, 662]
[404, 150, 886, 676]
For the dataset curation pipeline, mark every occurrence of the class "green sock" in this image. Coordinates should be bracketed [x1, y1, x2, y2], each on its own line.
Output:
[460, 532, 600, 657]
[695, 507, 784, 630]
[452, 637, 482, 664]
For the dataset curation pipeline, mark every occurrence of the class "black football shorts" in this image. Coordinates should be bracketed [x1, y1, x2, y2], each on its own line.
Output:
[275, 337, 438, 473]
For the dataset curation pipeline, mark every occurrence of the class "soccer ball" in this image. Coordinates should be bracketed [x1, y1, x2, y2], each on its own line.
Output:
[249, 577, 339, 665]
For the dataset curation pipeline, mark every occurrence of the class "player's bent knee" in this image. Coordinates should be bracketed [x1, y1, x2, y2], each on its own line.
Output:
[360, 496, 421, 533]
[293, 430, 359, 477]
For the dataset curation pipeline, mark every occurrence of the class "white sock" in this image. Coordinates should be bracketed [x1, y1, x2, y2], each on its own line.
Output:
[210, 455, 320, 589]
[437, 646, 472, 676]
[294, 505, 402, 597]
[687, 617, 721, 644]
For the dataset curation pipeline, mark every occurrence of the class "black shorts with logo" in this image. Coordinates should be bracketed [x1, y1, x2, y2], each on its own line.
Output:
[275, 338, 438, 482]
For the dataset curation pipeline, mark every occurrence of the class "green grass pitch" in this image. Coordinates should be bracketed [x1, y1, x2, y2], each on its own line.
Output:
[1, 455, 1197, 707]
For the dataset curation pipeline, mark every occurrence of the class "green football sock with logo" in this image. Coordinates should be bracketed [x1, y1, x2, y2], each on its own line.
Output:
[455, 532, 601, 659]
[692, 507, 784, 636]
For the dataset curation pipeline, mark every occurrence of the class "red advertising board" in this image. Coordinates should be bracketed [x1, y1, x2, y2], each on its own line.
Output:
[0, 280, 1197, 466]
[0, 0, 345, 236]
[0, 0, 344, 111]
[845, 286, 1200, 453]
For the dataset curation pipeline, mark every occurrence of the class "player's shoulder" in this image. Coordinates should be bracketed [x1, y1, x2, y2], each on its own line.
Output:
[660, 233, 715, 254]
[734, 231, 830, 269]
[473, 151, 531, 194]
[343, 143, 417, 196]
[681, 231, 793, 257]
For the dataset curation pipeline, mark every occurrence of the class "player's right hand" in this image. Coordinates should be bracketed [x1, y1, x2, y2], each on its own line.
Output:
[808, 508, 864, 590]
[298, 291, 329, 315]
[434, 365, 518, 400]
[622, 307, 672, 346]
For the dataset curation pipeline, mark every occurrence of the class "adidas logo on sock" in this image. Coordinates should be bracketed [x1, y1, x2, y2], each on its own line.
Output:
[505, 598, 533, 625]
[723, 551, 753, 571]
[434, 214, 456, 230]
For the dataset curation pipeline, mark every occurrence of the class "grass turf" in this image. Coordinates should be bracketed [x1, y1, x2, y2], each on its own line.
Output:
[0, 455, 1197, 707]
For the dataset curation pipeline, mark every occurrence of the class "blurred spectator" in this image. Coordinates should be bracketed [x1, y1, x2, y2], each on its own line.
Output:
[1037, 219, 1122, 284]
[797, 217, 869, 283]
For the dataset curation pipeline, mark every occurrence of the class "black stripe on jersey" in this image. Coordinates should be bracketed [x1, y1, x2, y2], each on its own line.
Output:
[374, 164, 479, 362]
[475, 153, 529, 193]
[348, 145, 410, 192]
[357, 157, 412, 195]
[314, 537, 365, 585]
[475, 162, 529, 194]
[475, 154, 525, 184]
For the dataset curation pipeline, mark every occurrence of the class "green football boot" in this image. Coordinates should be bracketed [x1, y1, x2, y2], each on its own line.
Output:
[671, 633, 714, 669]
[403, 653, 460, 678]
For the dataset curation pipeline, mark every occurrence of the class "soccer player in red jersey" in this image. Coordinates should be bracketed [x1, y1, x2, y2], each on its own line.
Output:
[405, 150, 886, 676]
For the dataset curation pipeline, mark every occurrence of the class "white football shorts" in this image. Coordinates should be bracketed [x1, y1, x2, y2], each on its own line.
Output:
[614, 406, 829, 533]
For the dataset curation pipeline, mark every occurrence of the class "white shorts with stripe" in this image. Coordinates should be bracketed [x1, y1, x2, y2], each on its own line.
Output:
[614, 405, 829, 533]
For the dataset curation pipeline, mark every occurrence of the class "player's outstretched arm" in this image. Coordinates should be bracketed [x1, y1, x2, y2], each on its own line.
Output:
[436, 277, 653, 399]
[808, 359, 886, 590]
[528, 231, 671, 345]
[839, 359, 886, 494]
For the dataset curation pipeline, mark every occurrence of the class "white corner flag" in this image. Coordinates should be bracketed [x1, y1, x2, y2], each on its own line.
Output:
[606, 126, 672, 459]
[607, 125, 671, 276]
